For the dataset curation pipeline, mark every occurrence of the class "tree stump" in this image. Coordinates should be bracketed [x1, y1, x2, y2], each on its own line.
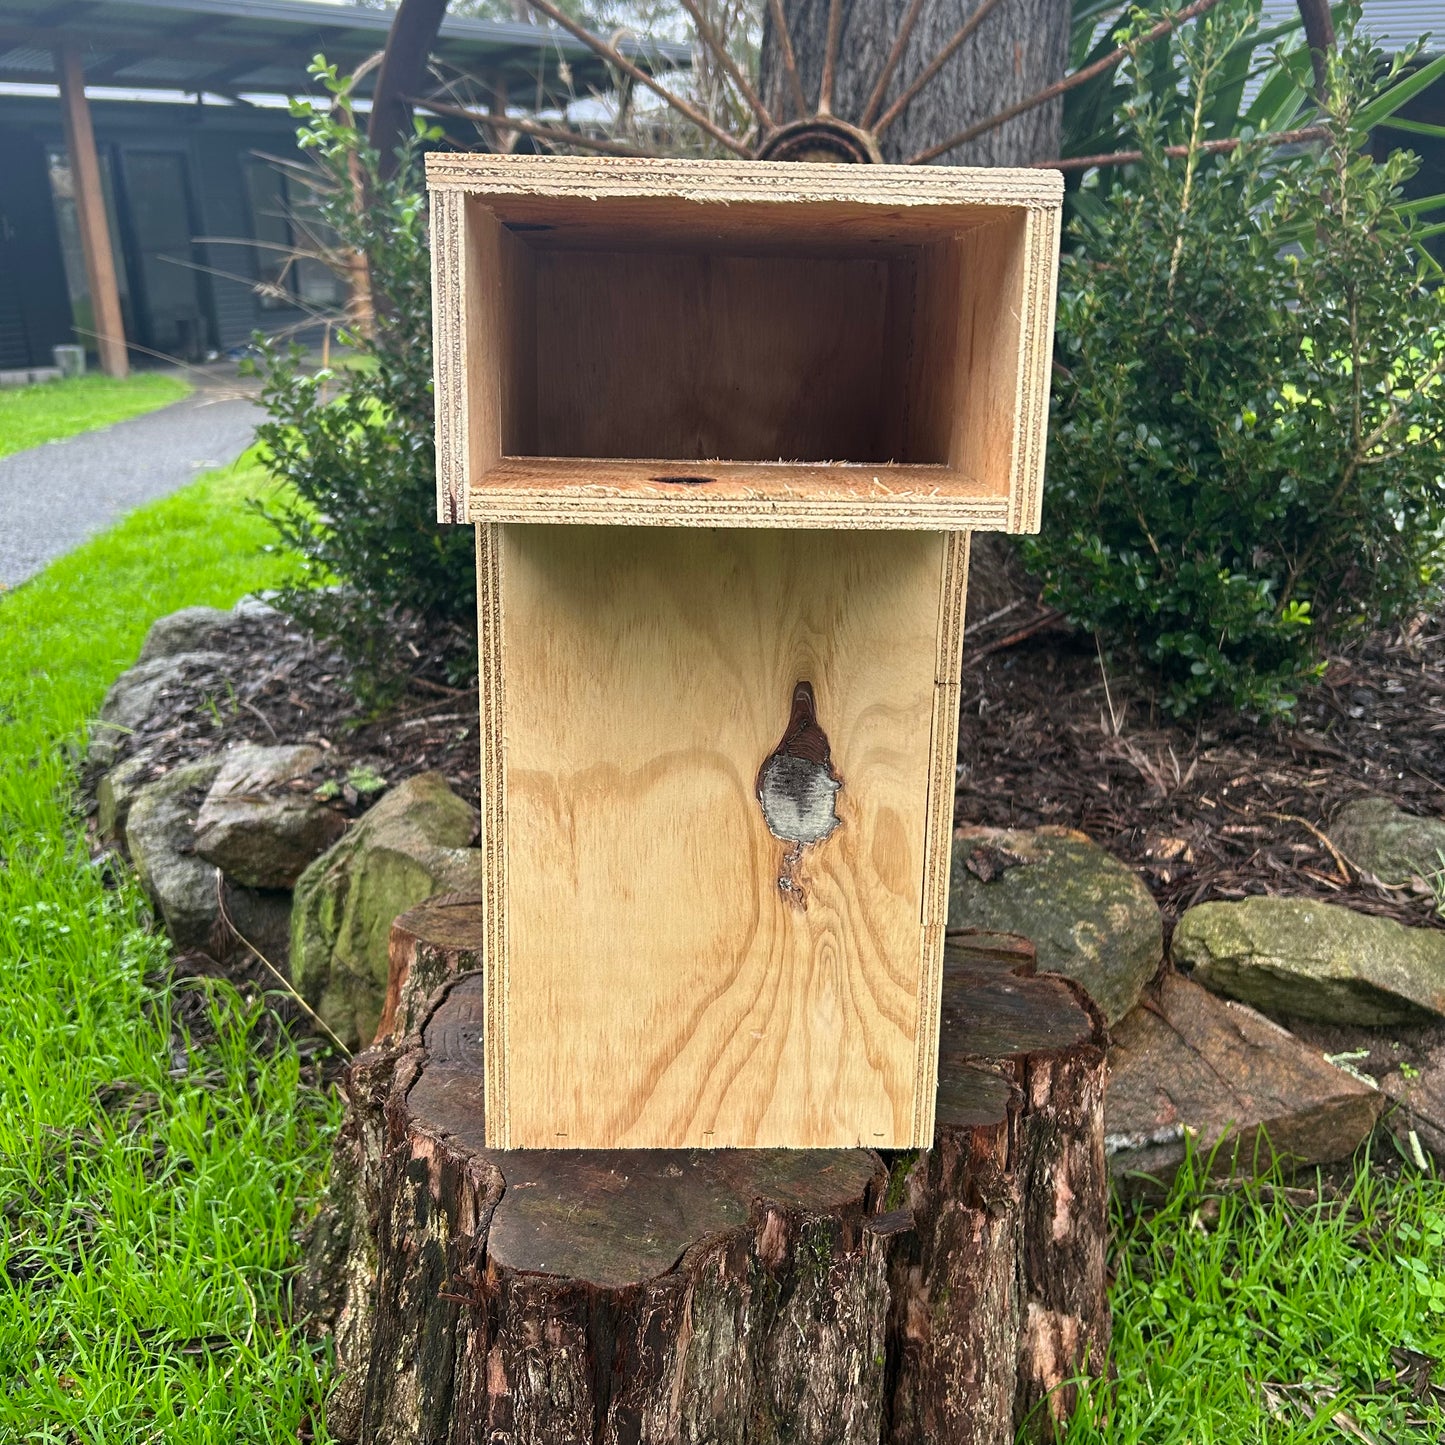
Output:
[306, 898, 1109, 1445]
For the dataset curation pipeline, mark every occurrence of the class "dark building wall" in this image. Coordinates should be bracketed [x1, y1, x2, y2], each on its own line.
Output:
[0, 93, 328, 367]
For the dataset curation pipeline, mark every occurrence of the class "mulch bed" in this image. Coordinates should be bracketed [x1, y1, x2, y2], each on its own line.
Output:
[89, 591, 1445, 948]
[956, 601, 1445, 937]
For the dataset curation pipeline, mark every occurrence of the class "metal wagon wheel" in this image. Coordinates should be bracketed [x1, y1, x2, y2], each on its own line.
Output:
[405, 0, 1338, 172]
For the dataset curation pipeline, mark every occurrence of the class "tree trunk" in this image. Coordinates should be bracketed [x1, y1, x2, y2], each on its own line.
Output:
[302, 899, 1109, 1445]
[759, 0, 1072, 167]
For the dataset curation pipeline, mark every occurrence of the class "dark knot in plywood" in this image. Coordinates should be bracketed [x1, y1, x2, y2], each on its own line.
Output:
[757, 682, 842, 906]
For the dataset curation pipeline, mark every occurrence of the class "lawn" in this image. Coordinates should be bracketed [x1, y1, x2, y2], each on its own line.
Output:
[0, 371, 192, 459]
[0, 456, 338, 1442]
[1063, 1149, 1445, 1443]
[0, 455, 1441, 1443]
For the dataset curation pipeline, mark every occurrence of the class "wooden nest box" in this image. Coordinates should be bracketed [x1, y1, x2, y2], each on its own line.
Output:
[427, 155, 1062, 1151]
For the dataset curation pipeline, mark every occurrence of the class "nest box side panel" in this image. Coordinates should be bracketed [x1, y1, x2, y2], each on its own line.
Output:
[488, 526, 960, 1150]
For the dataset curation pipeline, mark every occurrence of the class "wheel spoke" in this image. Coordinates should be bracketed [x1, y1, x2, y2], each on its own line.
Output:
[678, 0, 774, 132]
[519, 0, 751, 155]
[818, 0, 845, 116]
[766, 0, 809, 120]
[904, 0, 1225, 163]
[860, 0, 928, 130]
[874, 0, 1010, 139]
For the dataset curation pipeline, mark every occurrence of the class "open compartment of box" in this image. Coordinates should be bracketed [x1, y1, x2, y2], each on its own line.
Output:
[428, 156, 1062, 529]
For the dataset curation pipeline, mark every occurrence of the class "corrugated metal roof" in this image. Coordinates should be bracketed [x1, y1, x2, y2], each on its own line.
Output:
[0, 0, 690, 98]
[1261, 0, 1441, 53]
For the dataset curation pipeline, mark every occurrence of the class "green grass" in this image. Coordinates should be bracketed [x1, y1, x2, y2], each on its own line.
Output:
[0, 372, 192, 459]
[1062, 1147, 1445, 1443]
[0, 455, 339, 1442]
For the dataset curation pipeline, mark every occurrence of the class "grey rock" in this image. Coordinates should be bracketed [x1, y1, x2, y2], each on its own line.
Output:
[88, 649, 228, 770]
[1175, 896, 1445, 1026]
[123, 753, 291, 961]
[194, 743, 344, 889]
[233, 593, 281, 622]
[291, 772, 480, 1049]
[124, 756, 224, 949]
[948, 826, 1163, 1024]
[97, 745, 159, 844]
[1107, 972, 1383, 1187]
[136, 605, 233, 663]
[1331, 796, 1445, 887]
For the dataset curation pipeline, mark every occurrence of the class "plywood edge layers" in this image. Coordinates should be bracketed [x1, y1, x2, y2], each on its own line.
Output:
[910, 531, 970, 1146]
[1010, 205, 1063, 535]
[425, 153, 1064, 210]
[476, 524, 510, 1148]
[466, 482, 1014, 531]
[430, 189, 465, 524]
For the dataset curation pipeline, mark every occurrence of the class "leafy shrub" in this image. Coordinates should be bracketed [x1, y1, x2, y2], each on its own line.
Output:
[1026, 8, 1445, 715]
[249, 63, 475, 695]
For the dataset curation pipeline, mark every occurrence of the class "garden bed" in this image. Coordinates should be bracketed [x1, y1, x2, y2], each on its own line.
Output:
[90, 582, 1445, 943]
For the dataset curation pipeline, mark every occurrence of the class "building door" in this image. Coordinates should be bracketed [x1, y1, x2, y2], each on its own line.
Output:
[115, 150, 211, 362]
[0, 126, 74, 371]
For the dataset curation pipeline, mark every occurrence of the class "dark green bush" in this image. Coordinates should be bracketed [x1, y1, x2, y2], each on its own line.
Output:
[248, 63, 475, 694]
[1026, 9, 1445, 715]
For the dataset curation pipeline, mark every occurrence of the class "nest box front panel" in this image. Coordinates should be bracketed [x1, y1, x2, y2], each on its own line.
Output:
[483, 525, 965, 1150]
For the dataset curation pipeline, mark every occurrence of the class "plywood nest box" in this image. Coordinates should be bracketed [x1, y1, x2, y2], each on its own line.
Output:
[427, 155, 1062, 1151]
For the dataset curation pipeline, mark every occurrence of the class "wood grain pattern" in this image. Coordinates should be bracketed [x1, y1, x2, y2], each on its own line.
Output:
[426, 155, 1061, 531]
[488, 526, 955, 1149]
[464, 458, 1009, 530]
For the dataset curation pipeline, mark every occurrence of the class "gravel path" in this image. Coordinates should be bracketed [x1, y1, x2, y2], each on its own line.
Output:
[0, 391, 262, 589]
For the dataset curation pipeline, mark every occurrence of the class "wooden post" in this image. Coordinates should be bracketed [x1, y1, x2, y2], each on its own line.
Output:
[54, 47, 128, 378]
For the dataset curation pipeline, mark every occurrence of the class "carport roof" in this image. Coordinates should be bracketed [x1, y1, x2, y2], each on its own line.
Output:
[0, 0, 689, 100]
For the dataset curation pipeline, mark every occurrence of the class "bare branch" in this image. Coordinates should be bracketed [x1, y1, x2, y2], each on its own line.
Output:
[679, 0, 773, 131]
[1033, 124, 1329, 171]
[417, 98, 662, 157]
[860, 0, 927, 129]
[875, 0, 1011, 139]
[519, 0, 750, 155]
[766, 0, 808, 120]
[818, 0, 845, 116]
[905, 0, 1225, 164]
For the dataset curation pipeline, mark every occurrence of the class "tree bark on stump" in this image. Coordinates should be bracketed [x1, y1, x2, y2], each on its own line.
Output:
[304, 898, 1108, 1445]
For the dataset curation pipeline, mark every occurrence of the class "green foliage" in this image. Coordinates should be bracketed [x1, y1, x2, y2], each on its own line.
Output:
[249, 61, 474, 694]
[0, 461, 334, 1440]
[1026, 8, 1445, 715]
[0, 372, 190, 460]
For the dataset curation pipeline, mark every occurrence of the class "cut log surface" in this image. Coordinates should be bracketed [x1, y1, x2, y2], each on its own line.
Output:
[309, 898, 1108, 1445]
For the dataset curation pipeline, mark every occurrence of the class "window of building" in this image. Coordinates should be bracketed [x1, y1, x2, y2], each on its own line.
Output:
[242, 158, 347, 311]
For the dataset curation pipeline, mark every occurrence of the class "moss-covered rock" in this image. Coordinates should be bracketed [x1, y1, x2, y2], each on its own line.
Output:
[948, 826, 1162, 1023]
[290, 772, 480, 1049]
[97, 745, 159, 845]
[1174, 896, 1445, 1025]
[1331, 796, 1445, 887]
[136, 605, 233, 663]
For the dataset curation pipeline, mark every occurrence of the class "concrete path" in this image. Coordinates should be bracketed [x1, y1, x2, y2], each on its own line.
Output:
[0, 389, 263, 589]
